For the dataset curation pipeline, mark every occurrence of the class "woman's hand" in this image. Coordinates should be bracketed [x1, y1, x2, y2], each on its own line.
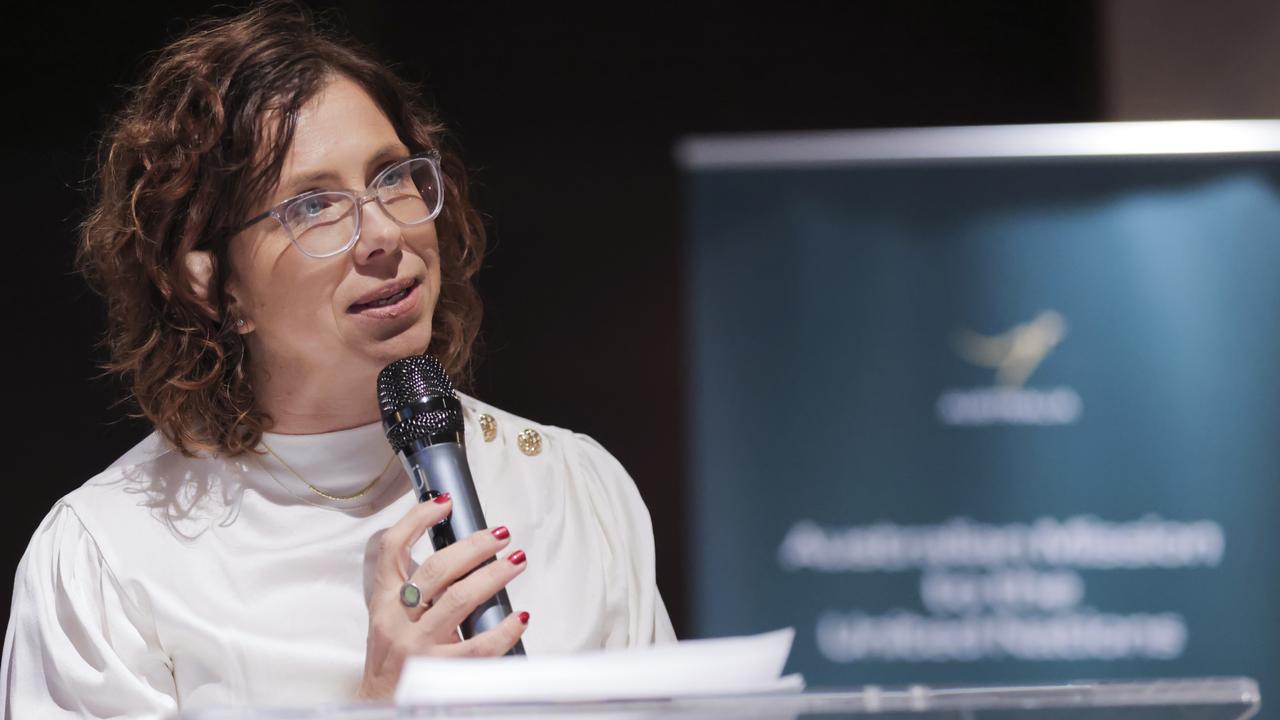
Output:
[358, 494, 529, 700]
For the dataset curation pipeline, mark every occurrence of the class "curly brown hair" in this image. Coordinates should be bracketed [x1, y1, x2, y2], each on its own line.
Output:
[77, 2, 485, 458]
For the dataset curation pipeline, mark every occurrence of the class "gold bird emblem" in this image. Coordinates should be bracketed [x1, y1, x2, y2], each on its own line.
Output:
[953, 310, 1066, 387]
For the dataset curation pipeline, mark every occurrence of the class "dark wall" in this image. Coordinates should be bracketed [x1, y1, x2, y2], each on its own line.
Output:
[0, 1, 1100, 641]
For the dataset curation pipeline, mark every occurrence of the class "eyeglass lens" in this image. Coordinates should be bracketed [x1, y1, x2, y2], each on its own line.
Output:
[281, 157, 442, 257]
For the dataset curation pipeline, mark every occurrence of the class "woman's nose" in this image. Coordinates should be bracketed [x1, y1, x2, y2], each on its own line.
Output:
[352, 196, 402, 263]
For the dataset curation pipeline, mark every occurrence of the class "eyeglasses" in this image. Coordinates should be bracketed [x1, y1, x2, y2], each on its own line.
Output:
[238, 150, 444, 259]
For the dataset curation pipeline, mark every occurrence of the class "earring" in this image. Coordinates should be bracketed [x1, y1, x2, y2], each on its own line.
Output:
[235, 319, 245, 328]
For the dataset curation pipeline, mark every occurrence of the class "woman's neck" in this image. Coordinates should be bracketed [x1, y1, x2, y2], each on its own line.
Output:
[249, 358, 383, 435]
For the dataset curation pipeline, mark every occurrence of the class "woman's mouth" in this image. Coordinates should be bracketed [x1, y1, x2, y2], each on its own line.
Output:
[365, 286, 412, 308]
[348, 279, 422, 319]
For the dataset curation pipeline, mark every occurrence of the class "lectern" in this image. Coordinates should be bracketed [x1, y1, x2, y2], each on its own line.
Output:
[189, 677, 1259, 720]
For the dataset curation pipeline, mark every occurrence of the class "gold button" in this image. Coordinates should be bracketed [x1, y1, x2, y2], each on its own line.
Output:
[478, 413, 497, 442]
[517, 428, 542, 456]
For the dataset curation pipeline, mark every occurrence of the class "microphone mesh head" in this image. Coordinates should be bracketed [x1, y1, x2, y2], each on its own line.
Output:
[377, 355, 463, 451]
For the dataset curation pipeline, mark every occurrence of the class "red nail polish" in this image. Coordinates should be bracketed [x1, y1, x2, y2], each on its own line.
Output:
[491, 526, 510, 540]
[432, 493, 451, 504]
[519, 611, 530, 624]
[508, 550, 526, 565]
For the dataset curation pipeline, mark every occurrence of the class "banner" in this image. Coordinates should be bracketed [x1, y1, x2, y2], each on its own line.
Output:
[682, 127, 1280, 690]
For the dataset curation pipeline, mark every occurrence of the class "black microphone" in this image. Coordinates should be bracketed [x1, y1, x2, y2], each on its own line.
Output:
[377, 354, 525, 655]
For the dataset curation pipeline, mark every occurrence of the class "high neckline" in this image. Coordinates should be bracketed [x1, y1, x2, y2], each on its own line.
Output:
[255, 419, 403, 509]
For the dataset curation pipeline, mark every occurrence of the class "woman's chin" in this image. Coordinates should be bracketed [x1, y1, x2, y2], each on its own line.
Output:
[365, 321, 434, 364]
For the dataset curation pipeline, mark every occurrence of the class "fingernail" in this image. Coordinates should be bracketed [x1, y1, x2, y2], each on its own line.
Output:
[508, 549, 526, 565]
[491, 526, 510, 540]
[519, 611, 530, 624]
[432, 493, 451, 504]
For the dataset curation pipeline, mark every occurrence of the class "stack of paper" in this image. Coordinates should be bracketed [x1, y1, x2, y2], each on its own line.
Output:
[394, 628, 802, 706]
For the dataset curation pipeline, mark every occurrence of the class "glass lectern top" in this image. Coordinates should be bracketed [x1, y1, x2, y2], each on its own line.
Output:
[189, 677, 1260, 720]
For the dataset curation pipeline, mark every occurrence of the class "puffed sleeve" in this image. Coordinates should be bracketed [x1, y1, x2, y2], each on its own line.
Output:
[2, 503, 177, 719]
[569, 433, 678, 645]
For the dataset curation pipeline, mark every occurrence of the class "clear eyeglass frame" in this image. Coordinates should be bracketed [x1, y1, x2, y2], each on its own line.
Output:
[237, 149, 444, 259]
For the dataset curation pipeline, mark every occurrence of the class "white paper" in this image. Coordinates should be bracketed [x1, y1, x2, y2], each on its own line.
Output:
[394, 628, 802, 706]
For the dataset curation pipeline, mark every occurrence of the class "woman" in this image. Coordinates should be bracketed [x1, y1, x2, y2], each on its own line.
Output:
[1, 4, 675, 717]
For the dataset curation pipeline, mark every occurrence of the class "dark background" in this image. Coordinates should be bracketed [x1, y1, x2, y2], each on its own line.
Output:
[0, 1, 1101, 639]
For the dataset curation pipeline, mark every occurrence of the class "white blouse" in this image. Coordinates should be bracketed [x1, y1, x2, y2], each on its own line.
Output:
[1, 392, 676, 719]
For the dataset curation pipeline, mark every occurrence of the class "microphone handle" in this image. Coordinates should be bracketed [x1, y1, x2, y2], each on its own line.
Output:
[399, 440, 525, 655]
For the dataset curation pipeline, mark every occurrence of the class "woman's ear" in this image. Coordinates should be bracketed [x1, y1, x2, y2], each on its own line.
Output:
[188, 249, 255, 334]
[183, 250, 220, 321]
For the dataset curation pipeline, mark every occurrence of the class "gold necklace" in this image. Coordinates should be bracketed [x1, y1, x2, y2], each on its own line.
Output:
[258, 440, 398, 502]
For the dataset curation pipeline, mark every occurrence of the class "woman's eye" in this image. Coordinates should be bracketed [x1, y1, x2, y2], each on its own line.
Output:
[379, 168, 406, 187]
[301, 197, 329, 216]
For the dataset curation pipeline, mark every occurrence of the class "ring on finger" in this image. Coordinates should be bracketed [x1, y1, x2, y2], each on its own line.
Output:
[400, 581, 432, 609]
